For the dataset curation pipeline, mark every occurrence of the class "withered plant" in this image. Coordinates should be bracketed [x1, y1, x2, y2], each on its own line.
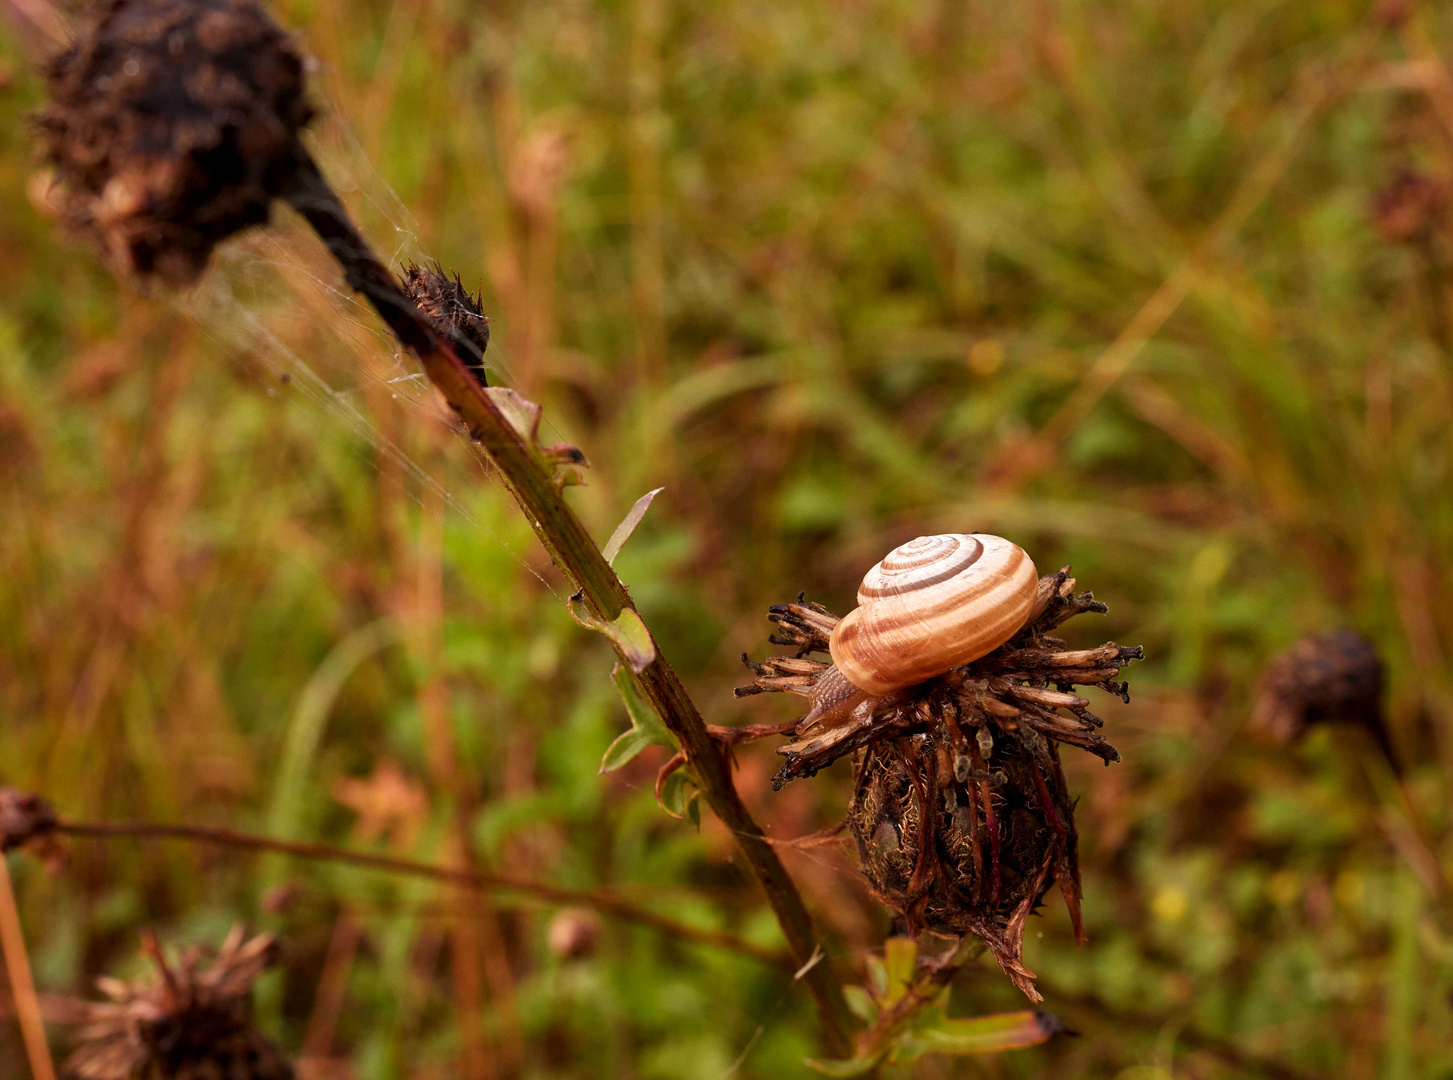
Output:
[68, 927, 293, 1080]
[739, 567, 1141, 1000]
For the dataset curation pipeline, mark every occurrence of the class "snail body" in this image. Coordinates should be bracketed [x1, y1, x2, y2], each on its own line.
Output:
[801, 665, 873, 731]
[827, 534, 1038, 697]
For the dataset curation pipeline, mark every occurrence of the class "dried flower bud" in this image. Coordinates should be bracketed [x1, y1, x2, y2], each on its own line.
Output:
[0, 787, 59, 852]
[401, 262, 490, 384]
[67, 926, 294, 1080]
[1254, 629, 1386, 744]
[546, 907, 601, 961]
[37, 0, 313, 283]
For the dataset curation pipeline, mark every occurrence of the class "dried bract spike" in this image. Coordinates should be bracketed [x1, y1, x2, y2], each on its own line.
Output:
[37, 0, 313, 283]
[67, 926, 294, 1080]
[401, 262, 490, 385]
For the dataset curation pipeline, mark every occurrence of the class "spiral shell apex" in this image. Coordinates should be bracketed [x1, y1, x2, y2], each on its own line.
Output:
[828, 534, 1038, 696]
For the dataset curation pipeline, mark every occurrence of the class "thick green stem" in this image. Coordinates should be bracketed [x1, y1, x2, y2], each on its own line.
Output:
[283, 151, 856, 1055]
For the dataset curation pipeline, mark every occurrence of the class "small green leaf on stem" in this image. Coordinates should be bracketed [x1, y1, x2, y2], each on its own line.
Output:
[603, 487, 665, 565]
[882, 936, 918, 1006]
[843, 986, 877, 1025]
[804, 1051, 887, 1077]
[601, 664, 677, 773]
[569, 594, 657, 672]
[898, 1010, 1064, 1061]
[484, 386, 587, 487]
[662, 767, 694, 819]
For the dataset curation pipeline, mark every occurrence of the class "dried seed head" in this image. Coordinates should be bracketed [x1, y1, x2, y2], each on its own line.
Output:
[739, 562, 1142, 1001]
[67, 926, 294, 1080]
[0, 788, 59, 852]
[847, 727, 1079, 1002]
[37, 0, 313, 283]
[1254, 629, 1385, 744]
[401, 262, 490, 384]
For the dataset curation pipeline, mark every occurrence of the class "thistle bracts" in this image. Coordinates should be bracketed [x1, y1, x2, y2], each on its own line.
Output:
[737, 567, 1141, 1001]
[67, 926, 293, 1080]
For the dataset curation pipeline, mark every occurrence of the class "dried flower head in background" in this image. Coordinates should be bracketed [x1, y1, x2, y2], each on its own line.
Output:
[0, 787, 59, 853]
[401, 262, 490, 384]
[739, 548, 1141, 1002]
[37, 0, 313, 283]
[67, 926, 294, 1080]
[1254, 629, 1394, 767]
[0, 787, 68, 870]
[546, 908, 602, 962]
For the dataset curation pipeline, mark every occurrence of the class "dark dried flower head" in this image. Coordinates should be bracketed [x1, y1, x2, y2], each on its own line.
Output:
[38, 0, 313, 283]
[67, 926, 294, 1080]
[738, 566, 1141, 1002]
[0, 788, 60, 852]
[1254, 629, 1386, 746]
[401, 262, 490, 384]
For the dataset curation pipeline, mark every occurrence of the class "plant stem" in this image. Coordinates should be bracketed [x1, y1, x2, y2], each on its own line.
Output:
[54, 817, 790, 969]
[280, 149, 855, 1053]
[0, 856, 57, 1080]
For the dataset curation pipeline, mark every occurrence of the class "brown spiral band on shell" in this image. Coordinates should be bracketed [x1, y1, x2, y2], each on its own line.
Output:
[829, 534, 1038, 697]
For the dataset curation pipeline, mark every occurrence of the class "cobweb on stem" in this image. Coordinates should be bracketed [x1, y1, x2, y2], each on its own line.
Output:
[171, 107, 567, 597]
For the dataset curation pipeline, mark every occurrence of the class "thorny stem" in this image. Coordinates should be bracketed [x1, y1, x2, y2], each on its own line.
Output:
[280, 150, 856, 1054]
[52, 817, 792, 969]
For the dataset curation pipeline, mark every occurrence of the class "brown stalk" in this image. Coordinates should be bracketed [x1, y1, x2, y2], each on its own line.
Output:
[280, 150, 855, 1052]
[49, 816, 792, 970]
[0, 856, 57, 1080]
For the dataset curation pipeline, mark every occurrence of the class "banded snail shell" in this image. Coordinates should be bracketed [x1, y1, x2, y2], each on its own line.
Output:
[828, 534, 1038, 697]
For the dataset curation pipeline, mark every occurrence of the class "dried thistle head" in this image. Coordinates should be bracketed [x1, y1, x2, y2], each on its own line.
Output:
[401, 262, 490, 385]
[1254, 629, 1392, 763]
[0, 788, 59, 852]
[737, 534, 1141, 1001]
[0, 787, 68, 869]
[67, 926, 294, 1080]
[37, 0, 313, 284]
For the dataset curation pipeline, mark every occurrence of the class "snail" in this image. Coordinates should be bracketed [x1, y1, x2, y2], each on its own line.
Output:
[802, 534, 1038, 727]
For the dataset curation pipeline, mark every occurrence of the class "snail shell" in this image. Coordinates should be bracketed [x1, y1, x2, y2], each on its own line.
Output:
[827, 534, 1038, 697]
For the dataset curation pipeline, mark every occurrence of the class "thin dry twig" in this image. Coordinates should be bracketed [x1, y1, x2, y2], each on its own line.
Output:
[0, 856, 58, 1080]
[47, 815, 792, 970]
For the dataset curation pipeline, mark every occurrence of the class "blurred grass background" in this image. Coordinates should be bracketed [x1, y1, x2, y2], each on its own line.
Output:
[4, 0, 1453, 1076]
